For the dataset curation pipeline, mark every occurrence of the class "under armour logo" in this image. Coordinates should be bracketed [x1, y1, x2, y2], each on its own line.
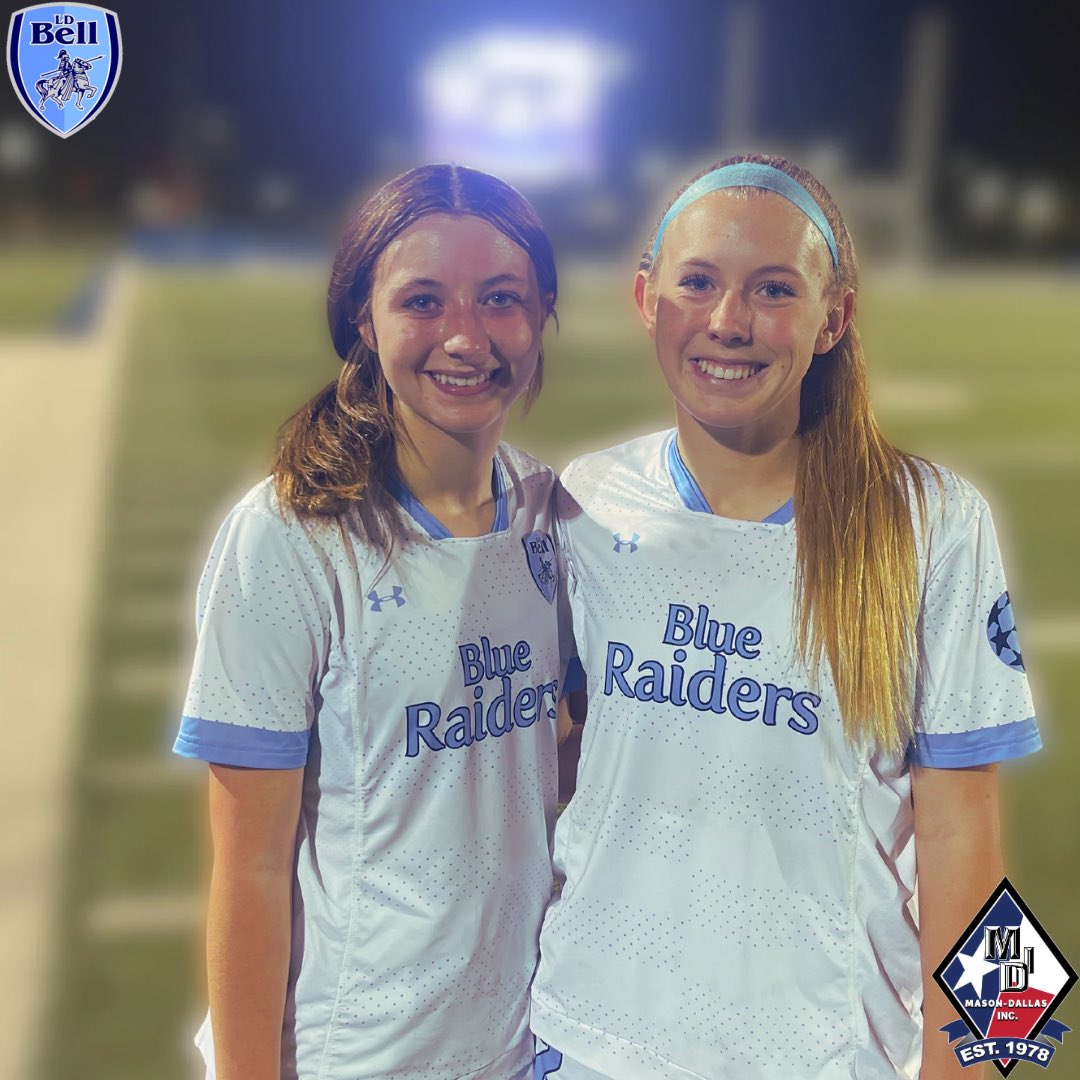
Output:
[613, 532, 639, 554]
[368, 586, 405, 611]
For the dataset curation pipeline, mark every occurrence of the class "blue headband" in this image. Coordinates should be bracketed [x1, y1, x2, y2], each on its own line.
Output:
[651, 163, 839, 271]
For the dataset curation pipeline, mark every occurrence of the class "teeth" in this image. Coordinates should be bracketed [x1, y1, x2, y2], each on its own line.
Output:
[696, 360, 762, 380]
[430, 372, 489, 387]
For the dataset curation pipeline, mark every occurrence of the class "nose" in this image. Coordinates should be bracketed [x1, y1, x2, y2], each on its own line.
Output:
[442, 303, 490, 361]
[708, 289, 752, 347]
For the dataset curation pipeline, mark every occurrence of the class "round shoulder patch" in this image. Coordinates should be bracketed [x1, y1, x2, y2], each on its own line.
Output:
[987, 591, 1024, 671]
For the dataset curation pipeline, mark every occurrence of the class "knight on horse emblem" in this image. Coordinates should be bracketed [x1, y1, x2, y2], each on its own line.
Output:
[35, 48, 102, 111]
[7, 4, 121, 138]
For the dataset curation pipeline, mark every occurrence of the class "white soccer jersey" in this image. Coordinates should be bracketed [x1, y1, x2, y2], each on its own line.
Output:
[530, 430, 1040, 1080]
[174, 444, 565, 1080]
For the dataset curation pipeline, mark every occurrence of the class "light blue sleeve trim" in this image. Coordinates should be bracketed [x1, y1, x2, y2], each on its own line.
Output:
[908, 716, 1041, 768]
[173, 715, 310, 768]
[563, 656, 585, 694]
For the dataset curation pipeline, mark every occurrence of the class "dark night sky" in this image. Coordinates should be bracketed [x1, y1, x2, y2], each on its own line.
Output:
[3, 0, 1078, 215]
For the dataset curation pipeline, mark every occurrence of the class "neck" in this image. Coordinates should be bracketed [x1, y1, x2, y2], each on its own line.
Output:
[675, 407, 800, 521]
[393, 414, 501, 535]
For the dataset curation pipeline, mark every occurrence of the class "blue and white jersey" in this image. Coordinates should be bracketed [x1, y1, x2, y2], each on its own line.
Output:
[175, 443, 564, 1080]
[530, 430, 1040, 1080]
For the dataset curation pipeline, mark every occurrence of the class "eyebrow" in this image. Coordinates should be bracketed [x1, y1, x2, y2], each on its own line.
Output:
[390, 272, 530, 291]
[674, 259, 806, 279]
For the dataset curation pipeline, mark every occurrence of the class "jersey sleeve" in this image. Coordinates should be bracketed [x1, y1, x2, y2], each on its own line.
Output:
[173, 503, 332, 769]
[909, 492, 1041, 768]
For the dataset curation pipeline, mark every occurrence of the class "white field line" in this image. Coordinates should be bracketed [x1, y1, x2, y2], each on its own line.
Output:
[85, 893, 205, 937]
[90, 754, 201, 789]
[105, 657, 186, 700]
[961, 440, 1080, 468]
[112, 592, 190, 631]
[872, 376, 972, 416]
[117, 545, 202, 578]
[1024, 615, 1080, 654]
[0, 260, 136, 1080]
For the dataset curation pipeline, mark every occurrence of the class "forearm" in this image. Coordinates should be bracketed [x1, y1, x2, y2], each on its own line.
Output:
[918, 848, 1002, 1079]
[205, 763, 303, 1080]
[914, 764, 1003, 1080]
[206, 861, 293, 1080]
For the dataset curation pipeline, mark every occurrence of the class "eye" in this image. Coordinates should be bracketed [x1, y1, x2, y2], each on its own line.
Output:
[759, 280, 796, 299]
[677, 274, 712, 292]
[484, 290, 523, 309]
[403, 294, 440, 313]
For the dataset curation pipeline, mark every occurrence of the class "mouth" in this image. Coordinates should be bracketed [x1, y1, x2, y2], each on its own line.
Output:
[424, 368, 504, 395]
[427, 370, 493, 387]
[692, 358, 765, 382]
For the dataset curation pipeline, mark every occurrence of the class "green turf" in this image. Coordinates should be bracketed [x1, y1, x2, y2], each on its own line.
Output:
[0, 246, 102, 331]
[32, 260, 1080, 1077]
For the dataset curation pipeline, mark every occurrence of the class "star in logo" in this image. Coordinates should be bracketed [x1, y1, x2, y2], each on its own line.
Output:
[952, 948, 999, 995]
[986, 592, 1024, 671]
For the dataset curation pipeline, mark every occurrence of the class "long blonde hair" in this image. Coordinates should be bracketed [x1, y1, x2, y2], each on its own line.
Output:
[273, 164, 558, 551]
[642, 153, 936, 752]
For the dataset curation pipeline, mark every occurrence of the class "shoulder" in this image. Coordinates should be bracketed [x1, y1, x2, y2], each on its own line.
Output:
[497, 441, 555, 486]
[559, 429, 672, 503]
[213, 477, 364, 578]
[908, 459, 998, 568]
[497, 442, 559, 519]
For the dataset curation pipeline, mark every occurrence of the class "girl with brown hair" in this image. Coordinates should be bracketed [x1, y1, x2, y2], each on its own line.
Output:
[174, 164, 567, 1079]
[529, 155, 1040, 1078]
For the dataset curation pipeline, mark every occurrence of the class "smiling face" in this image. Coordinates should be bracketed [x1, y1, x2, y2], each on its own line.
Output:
[361, 212, 550, 450]
[636, 189, 853, 449]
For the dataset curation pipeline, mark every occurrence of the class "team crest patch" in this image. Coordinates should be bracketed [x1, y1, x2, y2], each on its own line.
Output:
[522, 530, 557, 604]
[7, 4, 122, 138]
[987, 591, 1024, 671]
[934, 877, 1075, 1074]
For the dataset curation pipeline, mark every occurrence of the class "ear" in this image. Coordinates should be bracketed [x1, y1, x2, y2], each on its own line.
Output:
[634, 270, 658, 339]
[538, 292, 556, 331]
[357, 314, 377, 353]
[814, 287, 855, 355]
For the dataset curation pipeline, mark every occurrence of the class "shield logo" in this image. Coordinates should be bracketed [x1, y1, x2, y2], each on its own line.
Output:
[7, 4, 122, 139]
[522, 530, 558, 605]
[934, 877, 1076, 1076]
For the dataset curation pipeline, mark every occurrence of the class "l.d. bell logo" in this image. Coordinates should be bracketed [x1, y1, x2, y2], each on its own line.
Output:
[522, 530, 557, 605]
[7, 5, 122, 138]
[935, 878, 1076, 1075]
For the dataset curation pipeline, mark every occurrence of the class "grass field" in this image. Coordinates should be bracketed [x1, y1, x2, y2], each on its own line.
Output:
[21, 256, 1080, 1078]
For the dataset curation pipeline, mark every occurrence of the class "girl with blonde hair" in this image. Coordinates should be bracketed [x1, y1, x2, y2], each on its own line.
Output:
[530, 154, 1040, 1079]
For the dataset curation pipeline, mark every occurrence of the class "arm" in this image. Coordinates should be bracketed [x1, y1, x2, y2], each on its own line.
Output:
[206, 763, 304, 1080]
[556, 688, 587, 805]
[913, 762, 1004, 1080]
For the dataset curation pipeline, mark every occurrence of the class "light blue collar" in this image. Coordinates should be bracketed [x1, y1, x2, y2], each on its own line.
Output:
[665, 433, 794, 525]
[387, 458, 508, 539]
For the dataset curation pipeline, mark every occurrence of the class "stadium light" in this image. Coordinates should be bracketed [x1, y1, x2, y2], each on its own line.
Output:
[0, 121, 40, 175]
[419, 30, 626, 187]
[1015, 179, 1062, 241]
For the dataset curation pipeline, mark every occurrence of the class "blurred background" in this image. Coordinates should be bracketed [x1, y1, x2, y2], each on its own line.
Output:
[1, 1, 1078, 1076]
